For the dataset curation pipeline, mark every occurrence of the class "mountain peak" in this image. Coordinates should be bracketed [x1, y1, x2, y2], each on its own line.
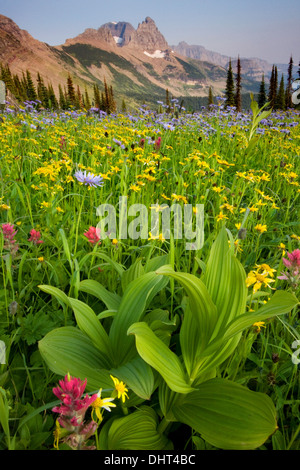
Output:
[128, 16, 169, 52]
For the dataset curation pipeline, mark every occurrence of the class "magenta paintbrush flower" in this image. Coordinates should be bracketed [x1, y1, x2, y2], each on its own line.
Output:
[52, 374, 98, 450]
[278, 249, 300, 291]
[28, 228, 44, 244]
[83, 226, 101, 245]
[1, 223, 19, 256]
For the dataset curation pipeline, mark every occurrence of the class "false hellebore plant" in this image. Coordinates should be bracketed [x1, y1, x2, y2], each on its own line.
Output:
[38, 227, 299, 450]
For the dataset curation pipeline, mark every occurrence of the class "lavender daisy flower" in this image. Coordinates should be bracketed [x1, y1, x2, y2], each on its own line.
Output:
[74, 170, 104, 188]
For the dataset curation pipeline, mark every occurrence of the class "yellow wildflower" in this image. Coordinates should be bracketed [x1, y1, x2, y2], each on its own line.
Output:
[110, 375, 129, 403]
[254, 224, 267, 233]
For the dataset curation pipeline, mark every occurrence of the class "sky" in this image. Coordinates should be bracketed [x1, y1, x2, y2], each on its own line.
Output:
[1, 0, 299, 65]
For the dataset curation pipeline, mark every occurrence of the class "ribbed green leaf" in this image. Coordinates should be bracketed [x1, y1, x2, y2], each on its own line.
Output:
[121, 258, 145, 292]
[39, 285, 112, 363]
[110, 355, 155, 400]
[173, 378, 277, 450]
[201, 290, 299, 359]
[67, 297, 112, 362]
[38, 327, 113, 391]
[109, 272, 169, 364]
[203, 227, 248, 335]
[156, 265, 217, 378]
[105, 406, 172, 450]
[79, 279, 121, 311]
[128, 322, 194, 394]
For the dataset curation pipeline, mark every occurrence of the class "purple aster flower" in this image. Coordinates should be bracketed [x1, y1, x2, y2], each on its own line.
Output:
[74, 170, 104, 188]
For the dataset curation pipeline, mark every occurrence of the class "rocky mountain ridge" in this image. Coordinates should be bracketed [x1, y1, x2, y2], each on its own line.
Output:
[0, 14, 286, 109]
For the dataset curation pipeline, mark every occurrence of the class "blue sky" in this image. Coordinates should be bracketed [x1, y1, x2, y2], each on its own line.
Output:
[1, 0, 299, 64]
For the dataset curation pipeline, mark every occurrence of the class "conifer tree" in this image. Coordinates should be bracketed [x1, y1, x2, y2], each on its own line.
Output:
[37, 73, 48, 108]
[66, 74, 76, 107]
[75, 85, 83, 109]
[58, 84, 67, 109]
[47, 83, 58, 109]
[0, 64, 15, 95]
[258, 74, 267, 108]
[235, 56, 242, 112]
[268, 65, 278, 109]
[225, 59, 235, 107]
[285, 56, 293, 109]
[25, 70, 37, 101]
[121, 98, 127, 113]
[93, 84, 101, 109]
[208, 86, 214, 106]
[84, 87, 91, 110]
[165, 88, 171, 113]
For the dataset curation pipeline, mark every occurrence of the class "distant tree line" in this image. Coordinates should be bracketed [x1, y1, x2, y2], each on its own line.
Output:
[208, 56, 300, 111]
[0, 63, 117, 113]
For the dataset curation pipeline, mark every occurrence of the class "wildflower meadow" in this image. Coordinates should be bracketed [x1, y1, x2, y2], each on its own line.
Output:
[0, 95, 299, 451]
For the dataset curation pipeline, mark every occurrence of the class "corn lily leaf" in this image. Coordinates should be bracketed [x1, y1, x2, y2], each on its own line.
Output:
[172, 378, 277, 450]
[128, 322, 194, 394]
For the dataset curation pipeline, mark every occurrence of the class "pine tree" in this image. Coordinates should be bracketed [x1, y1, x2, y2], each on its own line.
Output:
[235, 56, 242, 112]
[75, 85, 83, 109]
[109, 85, 116, 113]
[0, 64, 15, 95]
[285, 56, 293, 109]
[225, 59, 235, 107]
[37, 73, 49, 108]
[276, 74, 286, 110]
[258, 74, 267, 108]
[121, 98, 127, 113]
[208, 86, 214, 106]
[93, 84, 101, 109]
[58, 84, 66, 109]
[47, 83, 58, 109]
[66, 74, 76, 107]
[25, 70, 37, 101]
[165, 88, 171, 112]
[84, 87, 91, 110]
[268, 65, 278, 109]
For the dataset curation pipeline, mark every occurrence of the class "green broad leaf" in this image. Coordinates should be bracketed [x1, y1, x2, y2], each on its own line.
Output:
[67, 297, 112, 361]
[144, 254, 169, 273]
[202, 227, 247, 336]
[156, 265, 217, 339]
[0, 387, 10, 439]
[128, 322, 194, 394]
[38, 327, 113, 391]
[105, 406, 172, 450]
[223, 289, 299, 341]
[172, 378, 278, 450]
[110, 355, 155, 400]
[39, 284, 70, 307]
[121, 258, 145, 292]
[39, 285, 112, 362]
[79, 279, 121, 311]
[200, 290, 298, 360]
[109, 272, 169, 364]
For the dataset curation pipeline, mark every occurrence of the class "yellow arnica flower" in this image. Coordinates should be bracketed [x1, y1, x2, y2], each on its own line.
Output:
[91, 388, 116, 422]
[216, 212, 228, 222]
[110, 375, 129, 403]
[246, 270, 275, 293]
[252, 321, 266, 333]
[254, 224, 267, 233]
[148, 232, 166, 242]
